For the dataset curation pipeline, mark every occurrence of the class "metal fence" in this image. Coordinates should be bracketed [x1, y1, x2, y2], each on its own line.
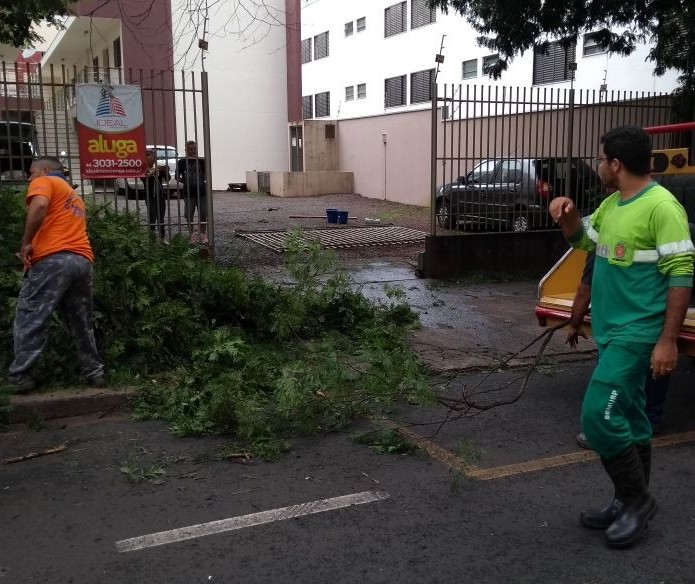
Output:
[431, 84, 677, 234]
[0, 61, 214, 250]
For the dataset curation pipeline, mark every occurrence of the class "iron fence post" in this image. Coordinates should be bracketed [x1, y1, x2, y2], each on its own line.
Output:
[201, 71, 215, 260]
[430, 77, 438, 235]
[566, 87, 575, 180]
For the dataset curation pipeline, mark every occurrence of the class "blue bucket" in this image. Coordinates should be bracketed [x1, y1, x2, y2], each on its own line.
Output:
[326, 208, 339, 223]
[336, 210, 348, 224]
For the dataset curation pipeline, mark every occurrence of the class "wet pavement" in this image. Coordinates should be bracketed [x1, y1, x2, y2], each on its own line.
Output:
[351, 259, 596, 373]
[4, 213, 695, 583]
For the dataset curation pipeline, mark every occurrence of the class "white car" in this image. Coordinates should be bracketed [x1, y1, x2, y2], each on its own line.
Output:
[115, 144, 179, 199]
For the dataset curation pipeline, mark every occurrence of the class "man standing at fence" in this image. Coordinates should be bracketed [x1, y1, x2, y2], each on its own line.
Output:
[8, 157, 105, 392]
[549, 125, 694, 549]
[142, 148, 169, 240]
[176, 140, 208, 244]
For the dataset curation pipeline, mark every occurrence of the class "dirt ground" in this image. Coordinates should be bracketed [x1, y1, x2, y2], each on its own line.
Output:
[209, 191, 431, 273]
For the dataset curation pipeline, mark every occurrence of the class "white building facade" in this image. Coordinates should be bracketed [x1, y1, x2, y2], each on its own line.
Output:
[31, 0, 291, 190]
[171, 0, 290, 188]
[300, 0, 680, 121]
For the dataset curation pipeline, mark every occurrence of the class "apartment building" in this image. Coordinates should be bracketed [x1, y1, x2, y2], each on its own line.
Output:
[300, 0, 681, 121]
[12, 0, 294, 189]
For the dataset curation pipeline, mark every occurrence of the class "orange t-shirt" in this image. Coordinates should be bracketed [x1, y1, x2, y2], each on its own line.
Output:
[26, 175, 94, 264]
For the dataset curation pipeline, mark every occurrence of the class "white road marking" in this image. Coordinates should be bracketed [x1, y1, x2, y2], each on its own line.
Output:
[116, 489, 390, 553]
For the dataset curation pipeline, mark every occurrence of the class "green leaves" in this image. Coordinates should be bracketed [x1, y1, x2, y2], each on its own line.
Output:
[1, 193, 431, 458]
[0, 0, 68, 48]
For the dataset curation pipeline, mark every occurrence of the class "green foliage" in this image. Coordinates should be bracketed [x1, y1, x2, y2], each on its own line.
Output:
[0, 0, 68, 47]
[25, 409, 45, 432]
[1, 194, 431, 456]
[353, 429, 420, 455]
[119, 452, 166, 484]
[0, 190, 25, 376]
[454, 439, 482, 465]
[0, 384, 12, 430]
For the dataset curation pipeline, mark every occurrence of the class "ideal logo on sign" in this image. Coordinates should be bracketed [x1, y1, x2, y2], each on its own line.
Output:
[95, 87, 128, 127]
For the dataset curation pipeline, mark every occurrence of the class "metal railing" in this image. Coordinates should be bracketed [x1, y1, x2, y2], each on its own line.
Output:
[1, 62, 215, 253]
[431, 84, 676, 235]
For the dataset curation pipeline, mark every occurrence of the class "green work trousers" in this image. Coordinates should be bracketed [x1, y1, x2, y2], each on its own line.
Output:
[580, 340, 654, 459]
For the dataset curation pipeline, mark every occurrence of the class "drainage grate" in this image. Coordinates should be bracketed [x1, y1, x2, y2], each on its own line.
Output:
[236, 226, 427, 252]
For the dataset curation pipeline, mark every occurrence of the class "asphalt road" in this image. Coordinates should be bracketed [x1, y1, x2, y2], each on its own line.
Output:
[2, 358, 694, 584]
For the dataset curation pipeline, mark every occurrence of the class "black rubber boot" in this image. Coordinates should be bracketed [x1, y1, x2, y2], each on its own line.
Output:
[636, 443, 652, 486]
[580, 442, 655, 530]
[580, 497, 624, 530]
[602, 445, 657, 549]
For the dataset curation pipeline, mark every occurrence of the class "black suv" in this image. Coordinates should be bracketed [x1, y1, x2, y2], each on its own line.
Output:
[436, 157, 600, 231]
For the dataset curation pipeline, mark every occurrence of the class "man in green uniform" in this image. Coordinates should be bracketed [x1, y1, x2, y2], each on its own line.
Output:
[549, 126, 694, 549]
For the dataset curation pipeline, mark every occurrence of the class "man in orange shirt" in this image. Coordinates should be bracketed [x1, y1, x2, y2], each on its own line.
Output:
[8, 157, 104, 392]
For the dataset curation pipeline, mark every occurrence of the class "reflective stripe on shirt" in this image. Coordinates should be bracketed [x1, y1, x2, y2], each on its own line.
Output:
[583, 216, 599, 243]
[658, 239, 695, 257]
[595, 245, 659, 263]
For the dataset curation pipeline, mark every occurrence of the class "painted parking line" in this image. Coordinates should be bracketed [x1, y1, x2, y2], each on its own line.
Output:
[376, 416, 695, 482]
[116, 490, 390, 553]
[469, 431, 695, 480]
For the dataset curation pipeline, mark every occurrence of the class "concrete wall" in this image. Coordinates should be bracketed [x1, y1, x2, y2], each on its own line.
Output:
[337, 108, 431, 206]
[301, 120, 338, 171]
[246, 170, 353, 197]
[334, 95, 677, 208]
[421, 231, 570, 279]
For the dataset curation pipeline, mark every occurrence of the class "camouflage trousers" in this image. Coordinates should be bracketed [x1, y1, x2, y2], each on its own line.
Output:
[9, 252, 104, 382]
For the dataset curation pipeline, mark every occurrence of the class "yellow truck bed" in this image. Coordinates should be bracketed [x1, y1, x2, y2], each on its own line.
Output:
[536, 248, 695, 357]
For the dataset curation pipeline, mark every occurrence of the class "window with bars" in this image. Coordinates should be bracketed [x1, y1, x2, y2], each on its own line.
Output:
[345, 86, 354, 101]
[314, 32, 329, 60]
[411, 0, 436, 29]
[410, 68, 434, 104]
[482, 54, 500, 75]
[462, 58, 478, 80]
[533, 41, 576, 84]
[302, 95, 313, 119]
[583, 32, 606, 56]
[356, 17, 366, 32]
[345, 21, 354, 36]
[385, 75, 406, 108]
[384, 2, 407, 38]
[315, 91, 330, 117]
[357, 83, 367, 99]
[301, 38, 312, 64]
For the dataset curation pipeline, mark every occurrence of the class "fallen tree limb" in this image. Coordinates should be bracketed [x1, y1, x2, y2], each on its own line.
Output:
[3, 443, 68, 464]
[430, 320, 570, 436]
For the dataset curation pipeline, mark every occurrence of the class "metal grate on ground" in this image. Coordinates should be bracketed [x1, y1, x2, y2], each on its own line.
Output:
[236, 226, 427, 252]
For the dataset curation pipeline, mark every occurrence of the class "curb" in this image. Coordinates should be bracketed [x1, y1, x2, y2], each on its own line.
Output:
[7, 387, 137, 424]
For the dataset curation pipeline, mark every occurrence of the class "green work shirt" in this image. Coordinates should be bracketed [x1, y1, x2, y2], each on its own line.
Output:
[567, 182, 694, 344]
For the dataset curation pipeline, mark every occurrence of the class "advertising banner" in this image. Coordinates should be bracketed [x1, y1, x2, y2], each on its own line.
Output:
[76, 84, 147, 179]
